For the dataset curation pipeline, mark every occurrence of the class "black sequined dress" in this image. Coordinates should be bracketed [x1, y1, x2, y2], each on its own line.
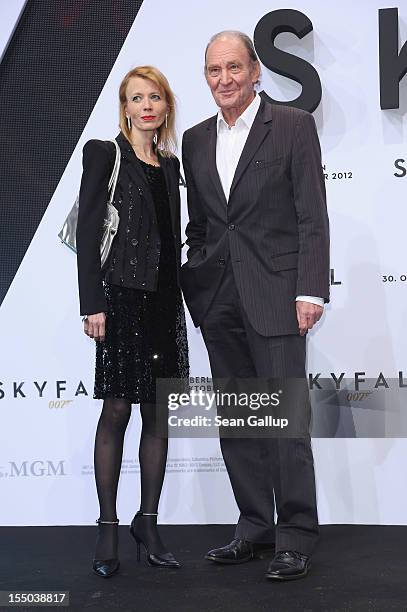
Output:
[94, 159, 189, 404]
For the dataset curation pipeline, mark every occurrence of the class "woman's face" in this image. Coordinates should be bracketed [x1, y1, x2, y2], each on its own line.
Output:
[124, 76, 167, 135]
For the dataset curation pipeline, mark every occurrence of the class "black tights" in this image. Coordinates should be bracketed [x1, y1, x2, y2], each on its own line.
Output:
[93, 397, 168, 559]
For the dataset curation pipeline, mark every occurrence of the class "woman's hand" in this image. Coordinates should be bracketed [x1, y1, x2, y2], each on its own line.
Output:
[84, 313, 106, 342]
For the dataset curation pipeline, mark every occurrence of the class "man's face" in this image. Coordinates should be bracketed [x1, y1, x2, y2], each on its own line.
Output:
[205, 37, 260, 112]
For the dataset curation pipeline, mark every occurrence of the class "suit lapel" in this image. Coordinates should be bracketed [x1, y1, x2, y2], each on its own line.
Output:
[115, 131, 150, 190]
[207, 117, 228, 207]
[116, 132, 178, 233]
[158, 154, 177, 234]
[229, 100, 273, 198]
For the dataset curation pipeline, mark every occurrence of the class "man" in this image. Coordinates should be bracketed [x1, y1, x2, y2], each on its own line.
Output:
[181, 31, 329, 581]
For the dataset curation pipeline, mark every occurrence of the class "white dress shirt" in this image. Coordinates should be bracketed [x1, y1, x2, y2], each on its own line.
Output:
[215, 93, 324, 308]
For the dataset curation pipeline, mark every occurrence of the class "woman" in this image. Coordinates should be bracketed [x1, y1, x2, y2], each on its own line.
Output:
[76, 66, 189, 578]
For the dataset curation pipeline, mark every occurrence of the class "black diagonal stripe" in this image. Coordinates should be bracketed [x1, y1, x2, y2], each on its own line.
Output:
[0, 0, 144, 305]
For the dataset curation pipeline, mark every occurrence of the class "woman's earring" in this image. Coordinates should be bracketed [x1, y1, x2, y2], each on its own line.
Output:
[153, 132, 158, 145]
[165, 113, 168, 129]
[126, 115, 132, 130]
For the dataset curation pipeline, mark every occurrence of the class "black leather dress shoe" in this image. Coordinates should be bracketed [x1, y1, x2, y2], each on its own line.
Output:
[266, 551, 310, 580]
[205, 539, 275, 564]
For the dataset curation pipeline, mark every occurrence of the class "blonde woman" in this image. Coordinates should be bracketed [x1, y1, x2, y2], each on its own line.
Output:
[76, 66, 188, 577]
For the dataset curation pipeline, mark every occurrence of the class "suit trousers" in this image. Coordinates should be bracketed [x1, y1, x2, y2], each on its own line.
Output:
[200, 261, 319, 556]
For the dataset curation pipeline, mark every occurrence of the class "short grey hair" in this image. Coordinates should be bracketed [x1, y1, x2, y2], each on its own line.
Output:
[204, 30, 259, 67]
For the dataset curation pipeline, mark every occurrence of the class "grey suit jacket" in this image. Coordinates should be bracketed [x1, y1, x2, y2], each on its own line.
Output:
[181, 99, 330, 337]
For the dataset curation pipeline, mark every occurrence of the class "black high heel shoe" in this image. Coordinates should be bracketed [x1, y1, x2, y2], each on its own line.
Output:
[129, 511, 181, 568]
[92, 518, 120, 578]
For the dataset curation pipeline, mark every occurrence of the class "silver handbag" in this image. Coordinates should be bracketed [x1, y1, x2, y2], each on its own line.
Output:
[58, 139, 121, 268]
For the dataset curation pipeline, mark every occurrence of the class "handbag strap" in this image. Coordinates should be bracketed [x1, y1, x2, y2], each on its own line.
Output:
[107, 139, 121, 204]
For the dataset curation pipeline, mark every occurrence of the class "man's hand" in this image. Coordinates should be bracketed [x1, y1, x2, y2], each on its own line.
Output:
[296, 301, 323, 336]
[84, 313, 106, 342]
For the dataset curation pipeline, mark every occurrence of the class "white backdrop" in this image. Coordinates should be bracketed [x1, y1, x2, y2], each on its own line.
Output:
[1, 0, 407, 526]
[0, 0, 26, 62]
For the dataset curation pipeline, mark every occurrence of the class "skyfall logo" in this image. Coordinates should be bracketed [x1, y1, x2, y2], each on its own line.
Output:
[253, 7, 407, 112]
[0, 460, 67, 478]
[0, 380, 89, 399]
[309, 371, 407, 390]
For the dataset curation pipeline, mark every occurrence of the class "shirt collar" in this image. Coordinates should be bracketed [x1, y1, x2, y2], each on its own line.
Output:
[217, 93, 261, 133]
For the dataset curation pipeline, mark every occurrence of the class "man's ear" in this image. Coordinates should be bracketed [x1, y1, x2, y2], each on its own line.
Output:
[252, 61, 261, 84]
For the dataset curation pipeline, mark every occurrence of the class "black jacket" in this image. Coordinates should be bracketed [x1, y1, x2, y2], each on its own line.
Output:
[181, 100, 330, 336]
[76, 131, 182, 316]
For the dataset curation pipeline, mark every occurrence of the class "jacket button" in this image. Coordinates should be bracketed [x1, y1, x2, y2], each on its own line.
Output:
[131, 238, 138, 246]
[130, 258, 137, 266]
[228, 224, 235, 231]
[218, 258, 225, 266]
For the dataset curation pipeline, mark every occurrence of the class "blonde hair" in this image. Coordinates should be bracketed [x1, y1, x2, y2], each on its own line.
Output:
[119, 65, 176, 157]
